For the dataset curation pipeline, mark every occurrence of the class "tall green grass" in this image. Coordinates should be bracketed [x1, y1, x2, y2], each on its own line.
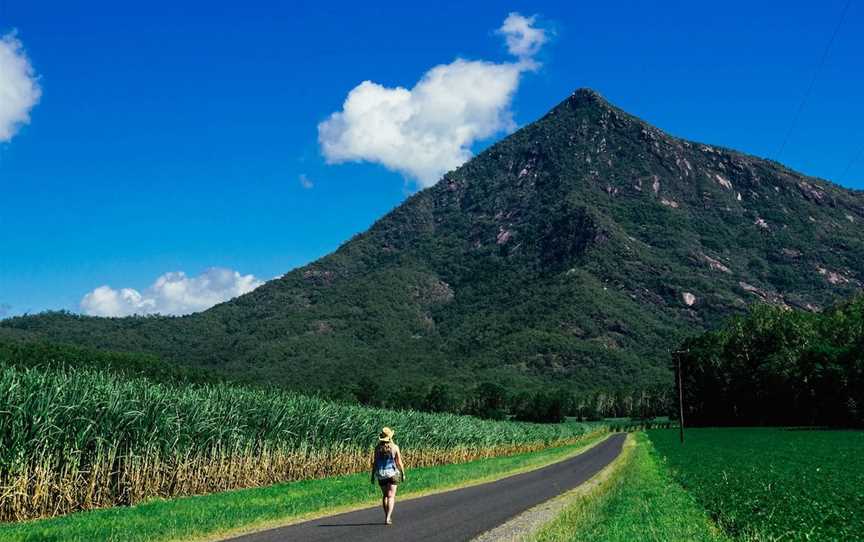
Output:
[0, 362, 594, 522]
[648, 428, 864, 541]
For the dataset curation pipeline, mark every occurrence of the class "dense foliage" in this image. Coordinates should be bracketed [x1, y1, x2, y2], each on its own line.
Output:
[648, 428, 864, 541]
[0, 339, 233, 386]
[4, 89, 863, 413]
[0, 347, 595, 522]
[0, 336, 673, 421]
[677, 294, 864, 427]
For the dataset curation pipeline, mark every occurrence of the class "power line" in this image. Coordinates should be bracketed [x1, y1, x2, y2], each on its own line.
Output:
[776, 0, 852, 160]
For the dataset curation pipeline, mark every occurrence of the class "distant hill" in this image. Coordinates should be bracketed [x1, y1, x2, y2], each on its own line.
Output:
[5, 89, 863, 406]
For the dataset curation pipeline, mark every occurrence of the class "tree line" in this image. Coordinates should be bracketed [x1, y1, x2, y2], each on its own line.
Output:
[677, 294, 863, 427]
[347, 376, 673, 423]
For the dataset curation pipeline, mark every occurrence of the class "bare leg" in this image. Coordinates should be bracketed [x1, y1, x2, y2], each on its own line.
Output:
[385, 484, 397, 524]
[380, 484, 387, 520]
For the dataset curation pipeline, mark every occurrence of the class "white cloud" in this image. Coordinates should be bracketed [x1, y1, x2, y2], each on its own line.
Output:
[496, 13, 548, 61]
[0, 32, 41, 143]
[80, 267, 264, 317]
[318, 12, 548, 188]
[299, 173, 314, 189]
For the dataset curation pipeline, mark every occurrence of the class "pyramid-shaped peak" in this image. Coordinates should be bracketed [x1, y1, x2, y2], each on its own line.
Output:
[544, 87, 624, 120]
[539, 87, 648, 132]
[572, 87, 605, 101]
[568, 88, 611, 108]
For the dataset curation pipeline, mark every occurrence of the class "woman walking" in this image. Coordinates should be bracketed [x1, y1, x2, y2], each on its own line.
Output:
[370, 426, 406, 525]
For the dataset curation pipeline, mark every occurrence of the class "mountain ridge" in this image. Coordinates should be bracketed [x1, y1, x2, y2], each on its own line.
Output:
[4, 88, 863, 407]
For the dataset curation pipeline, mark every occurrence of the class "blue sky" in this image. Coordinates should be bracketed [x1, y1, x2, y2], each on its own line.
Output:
[0, 0, 862, 317]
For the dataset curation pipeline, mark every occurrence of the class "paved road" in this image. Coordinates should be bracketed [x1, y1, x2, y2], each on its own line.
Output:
[226, 433, 625, 542]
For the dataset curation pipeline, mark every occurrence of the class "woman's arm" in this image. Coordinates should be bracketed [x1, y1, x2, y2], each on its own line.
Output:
[395, 447, 406, 479]
[370, 451, 376, 484]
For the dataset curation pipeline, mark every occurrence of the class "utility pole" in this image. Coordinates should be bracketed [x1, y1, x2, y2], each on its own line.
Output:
[675, 349, 685, 444]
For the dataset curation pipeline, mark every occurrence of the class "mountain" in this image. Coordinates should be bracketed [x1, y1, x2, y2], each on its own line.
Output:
[4, 89, 864, 405]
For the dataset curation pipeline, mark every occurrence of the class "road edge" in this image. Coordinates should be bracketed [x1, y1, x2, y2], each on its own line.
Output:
[205, 432, 617, 542]
[470, 433, 634, 542]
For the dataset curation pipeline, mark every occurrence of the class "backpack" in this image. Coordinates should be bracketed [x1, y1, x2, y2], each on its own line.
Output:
[374, 447, 399, 481]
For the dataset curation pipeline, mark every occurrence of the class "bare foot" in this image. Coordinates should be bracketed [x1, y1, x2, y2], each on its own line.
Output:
[386, 519, 393, 525]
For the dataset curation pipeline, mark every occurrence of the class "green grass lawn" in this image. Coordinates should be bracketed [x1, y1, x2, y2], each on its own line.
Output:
[648, 428, 864, 541]
[0, 433, 608, 542]
[532, 433, 727, 542]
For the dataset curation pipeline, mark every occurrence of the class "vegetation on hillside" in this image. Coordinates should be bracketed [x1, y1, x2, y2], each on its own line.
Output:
[0, 346, 596, 522]
[0, 339, 233, 386]
[677, 294, 864, 427]
[649, 428, 864, 541]
[3, 90, 863, 413]
[0, 336, 673, 421]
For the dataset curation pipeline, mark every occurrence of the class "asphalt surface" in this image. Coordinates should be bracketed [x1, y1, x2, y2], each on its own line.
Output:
[226, 433, 625, 542]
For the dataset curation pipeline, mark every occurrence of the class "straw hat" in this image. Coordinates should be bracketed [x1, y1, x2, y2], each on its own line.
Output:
[378, 427, 395, 442]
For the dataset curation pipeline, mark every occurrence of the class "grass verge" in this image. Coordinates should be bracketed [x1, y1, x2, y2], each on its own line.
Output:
[0, 432, 609, 542]
[473, 433, 633, 542]
[531, 432, 728, 542]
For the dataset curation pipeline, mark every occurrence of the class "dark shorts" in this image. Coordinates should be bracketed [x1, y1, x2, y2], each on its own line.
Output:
[378, 475, 400, 487]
